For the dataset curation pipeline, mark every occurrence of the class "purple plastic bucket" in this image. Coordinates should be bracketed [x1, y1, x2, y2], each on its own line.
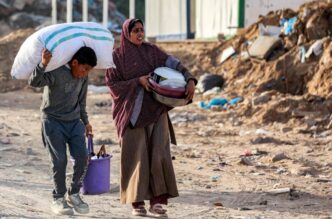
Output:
[81, 154, 112, 195]
[79, 135, 112, 195]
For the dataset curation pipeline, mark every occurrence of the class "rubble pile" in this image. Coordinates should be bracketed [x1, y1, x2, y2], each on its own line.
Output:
[181, 0, 332, 134]
[212, 1, 332, 97]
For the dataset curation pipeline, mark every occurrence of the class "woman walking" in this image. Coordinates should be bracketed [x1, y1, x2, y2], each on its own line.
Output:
[106, 18, 196, 218]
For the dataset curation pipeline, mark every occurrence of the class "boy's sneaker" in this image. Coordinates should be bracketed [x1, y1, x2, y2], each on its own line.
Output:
[51, 197, 74, 215]
[66, 193, 89, 214]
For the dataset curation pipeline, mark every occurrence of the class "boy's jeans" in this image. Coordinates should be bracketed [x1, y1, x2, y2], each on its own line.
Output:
[42, 117, 88, 199]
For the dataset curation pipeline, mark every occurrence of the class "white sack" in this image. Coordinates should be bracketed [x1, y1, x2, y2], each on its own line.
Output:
[11, 22, 115, 80]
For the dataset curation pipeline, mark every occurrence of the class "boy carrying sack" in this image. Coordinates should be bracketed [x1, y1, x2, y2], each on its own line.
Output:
[28, 46, 97, 216]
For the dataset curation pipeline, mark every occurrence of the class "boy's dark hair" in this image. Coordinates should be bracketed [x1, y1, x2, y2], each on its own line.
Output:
[128, 18, 144, 33]
[70, 46, 97, 67]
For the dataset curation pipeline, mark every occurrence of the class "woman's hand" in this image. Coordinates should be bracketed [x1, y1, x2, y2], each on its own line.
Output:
[185, 80, 195, 100]
[85, 123, 93, 137]
[41, 48, 52, 66]
[139, 75, 151, 92]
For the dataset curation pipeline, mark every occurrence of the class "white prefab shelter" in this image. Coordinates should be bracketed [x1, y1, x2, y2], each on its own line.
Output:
[145, 0, 187, 40]
[195, 0, 240, 38]
[145, 0, 315, 40]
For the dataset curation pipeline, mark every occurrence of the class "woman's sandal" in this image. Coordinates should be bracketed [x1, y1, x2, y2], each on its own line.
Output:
[132, 205, 147, 217]
[149, 204, 168, 218]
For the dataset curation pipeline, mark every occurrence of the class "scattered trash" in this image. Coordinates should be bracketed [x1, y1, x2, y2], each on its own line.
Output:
[196, 73, 224, 94]
[267, 187, 292, 195]
[255, 129, 270, 135]
[220, 46, 236, 63]
[299, 46, 306, 63]
[280, 16, 297, 35]
[305, 40, 323, 58]
[228, 97, 242, 106]
[259, 23, 282, 37]
[200, 97, 242, 110]
[248, 35, 282, 59]
[199, 98, 228, 109]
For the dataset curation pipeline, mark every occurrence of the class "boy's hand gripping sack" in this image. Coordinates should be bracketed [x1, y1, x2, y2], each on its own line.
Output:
[11, 22, 115, 79]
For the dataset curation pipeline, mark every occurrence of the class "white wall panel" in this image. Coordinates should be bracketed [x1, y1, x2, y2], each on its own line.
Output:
[196, 0, 239, 38]
[145, 0, 187, 40]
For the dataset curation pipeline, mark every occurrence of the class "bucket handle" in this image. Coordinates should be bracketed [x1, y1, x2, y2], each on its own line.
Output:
[87, 134, 95, 156]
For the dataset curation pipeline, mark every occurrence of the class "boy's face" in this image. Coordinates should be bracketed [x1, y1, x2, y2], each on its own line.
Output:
[70, 59, 93, 78]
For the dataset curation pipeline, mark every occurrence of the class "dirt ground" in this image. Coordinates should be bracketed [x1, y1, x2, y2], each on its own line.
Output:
[0, 88, 331, 219]
[1, 1, 332, 217]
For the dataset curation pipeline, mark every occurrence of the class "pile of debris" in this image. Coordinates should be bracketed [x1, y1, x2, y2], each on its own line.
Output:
[186, 0, 332, 134]
[211, 1, 332, 97]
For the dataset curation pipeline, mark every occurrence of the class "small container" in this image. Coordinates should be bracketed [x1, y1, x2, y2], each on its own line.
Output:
[81, 135, 112, 195]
